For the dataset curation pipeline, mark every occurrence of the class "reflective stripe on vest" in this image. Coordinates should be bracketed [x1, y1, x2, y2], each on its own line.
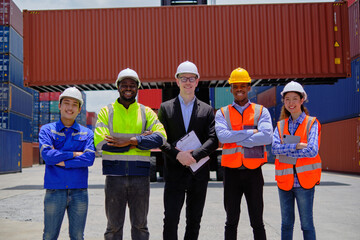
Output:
[102, 103, 151, 162]
[221, 103, 267, 169]
[106, 103, 148, 136]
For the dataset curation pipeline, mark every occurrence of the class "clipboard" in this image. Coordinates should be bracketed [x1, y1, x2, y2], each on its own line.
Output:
[278, 134, 301, 165]
[243, 125, 264, 158]
[175, 131, 210, 174]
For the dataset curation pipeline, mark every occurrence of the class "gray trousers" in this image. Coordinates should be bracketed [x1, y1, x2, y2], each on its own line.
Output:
[104, 175, 150, 240]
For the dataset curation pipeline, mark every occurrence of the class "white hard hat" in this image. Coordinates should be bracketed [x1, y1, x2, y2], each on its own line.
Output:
[59, 87, 84, 107]
[115, 68, 141, 88]
[281, 81, 307, 101]
[175, 61, 200, 79]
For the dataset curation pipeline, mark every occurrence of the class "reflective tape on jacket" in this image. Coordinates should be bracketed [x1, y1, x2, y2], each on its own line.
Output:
[275, 115, 322, 191]
[94, 101, 167, 170]
[220, 103, 267, 169]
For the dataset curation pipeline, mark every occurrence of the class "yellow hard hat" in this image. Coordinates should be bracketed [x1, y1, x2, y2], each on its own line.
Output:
[228, 67, 251, 84]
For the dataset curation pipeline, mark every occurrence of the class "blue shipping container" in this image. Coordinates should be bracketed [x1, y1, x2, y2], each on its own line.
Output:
[50, 113, 60, 122]
[209, 87, 215, 108]
[303, 58, 360, 124]
[0, 26, 23, 61]
[0, 111, 32, 142]
[0, 83, 33, 117]
[39, 113, 50, 125]
[33, 113, 39, 125]
[0, 128, 22, 173]
[39, 101, 49, 113]
[0, 54, 23, 89]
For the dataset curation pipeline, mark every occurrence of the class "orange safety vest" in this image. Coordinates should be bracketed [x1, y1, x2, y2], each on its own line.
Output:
[220, 103, 267, 169]
[275, 115, 322, 191]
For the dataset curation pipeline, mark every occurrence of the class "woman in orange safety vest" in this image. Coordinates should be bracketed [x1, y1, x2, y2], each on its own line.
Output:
[272, 81, 321, 240]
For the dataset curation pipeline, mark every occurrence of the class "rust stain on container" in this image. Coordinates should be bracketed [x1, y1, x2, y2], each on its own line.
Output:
[23, 3, 351, 87]
[319, 117, 360, 174]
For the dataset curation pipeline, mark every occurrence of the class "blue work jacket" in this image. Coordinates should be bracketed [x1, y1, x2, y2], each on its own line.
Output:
[39, 120, 95, 189]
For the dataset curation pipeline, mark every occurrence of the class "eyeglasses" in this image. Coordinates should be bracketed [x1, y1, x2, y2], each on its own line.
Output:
[179, 77, 197, 83]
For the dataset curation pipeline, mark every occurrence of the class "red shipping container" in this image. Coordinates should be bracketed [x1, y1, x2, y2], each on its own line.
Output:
[319, 117, 360, 174]
[0, 0, 23, 36]
[49, 92, 61, 101]
[39, 92, 50, 101]
[23, 2, 351, 90]
[256, 87, 276, 108]
[32, 142, 40, 165]
[138, 89, 162, 109]
[86, 111, 97, 126]
[348, 0, 357, 7]
[349, 0, 360, 60]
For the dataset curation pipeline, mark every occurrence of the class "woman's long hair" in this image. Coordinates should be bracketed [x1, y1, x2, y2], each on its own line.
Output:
[279, 92, 309, 120]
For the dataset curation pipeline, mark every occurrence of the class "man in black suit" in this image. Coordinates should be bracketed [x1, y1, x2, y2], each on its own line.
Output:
[158, 61, 218, 240]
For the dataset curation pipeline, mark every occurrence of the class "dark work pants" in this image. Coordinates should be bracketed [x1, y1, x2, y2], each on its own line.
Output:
[223, 167, 266, 240]
[104, 176, 150, 240]
[163, 172, 208, 240]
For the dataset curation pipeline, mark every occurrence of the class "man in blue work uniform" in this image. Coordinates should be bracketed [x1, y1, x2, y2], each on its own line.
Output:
[94, 68, 167, 240]
[39, 87, 95, 240]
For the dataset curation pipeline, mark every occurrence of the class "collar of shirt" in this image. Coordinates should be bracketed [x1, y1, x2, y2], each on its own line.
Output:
[178, 94, 196, 107]
[116, 99, 138, 110]
[231, 100, 251, 114]
[56, 120, 80, 133]
[178, 95, 196, 132]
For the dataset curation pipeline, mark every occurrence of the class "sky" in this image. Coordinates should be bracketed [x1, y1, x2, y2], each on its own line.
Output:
[14, 0, 333, 113]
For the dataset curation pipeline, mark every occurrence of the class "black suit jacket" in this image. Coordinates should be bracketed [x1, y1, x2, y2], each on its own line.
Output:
[158, 97, 218, 181]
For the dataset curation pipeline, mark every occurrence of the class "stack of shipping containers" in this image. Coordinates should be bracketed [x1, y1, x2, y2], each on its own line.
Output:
[310, 0, 359, 174]
[0, 0, 35, 173]
[241, 1, 359, 173]
[34, 91, 88, 163]
[35, 92, 88, 136]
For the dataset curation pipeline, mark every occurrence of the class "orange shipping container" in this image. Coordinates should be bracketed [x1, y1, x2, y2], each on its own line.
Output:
[22, 142, 33, 168]
[23, 2, 351, 91]
[319, 117, 360, 174]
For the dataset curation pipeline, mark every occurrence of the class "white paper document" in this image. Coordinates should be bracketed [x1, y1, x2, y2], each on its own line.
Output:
[176, 130, 210, 174]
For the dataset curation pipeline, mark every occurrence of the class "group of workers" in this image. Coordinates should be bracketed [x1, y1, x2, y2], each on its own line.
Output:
[39, 60, 322, 240]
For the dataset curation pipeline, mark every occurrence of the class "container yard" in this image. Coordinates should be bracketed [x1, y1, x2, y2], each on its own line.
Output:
[0, 1, 359, 239]
[0, 0, 358, 174]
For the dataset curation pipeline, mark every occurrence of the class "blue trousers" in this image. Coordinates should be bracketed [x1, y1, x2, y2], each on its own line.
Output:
[104, 176, 150, 240]
[43, 189, 88, 240]
[278, 187, 316, 240]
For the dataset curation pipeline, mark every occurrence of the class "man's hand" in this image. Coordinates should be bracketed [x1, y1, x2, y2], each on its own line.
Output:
[141, 131, 153, 136]
[73, 152, 84, 158]
[56, 161, 65, 166]
[105, 135, 138, 147]
[176, 150, 196, 167]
